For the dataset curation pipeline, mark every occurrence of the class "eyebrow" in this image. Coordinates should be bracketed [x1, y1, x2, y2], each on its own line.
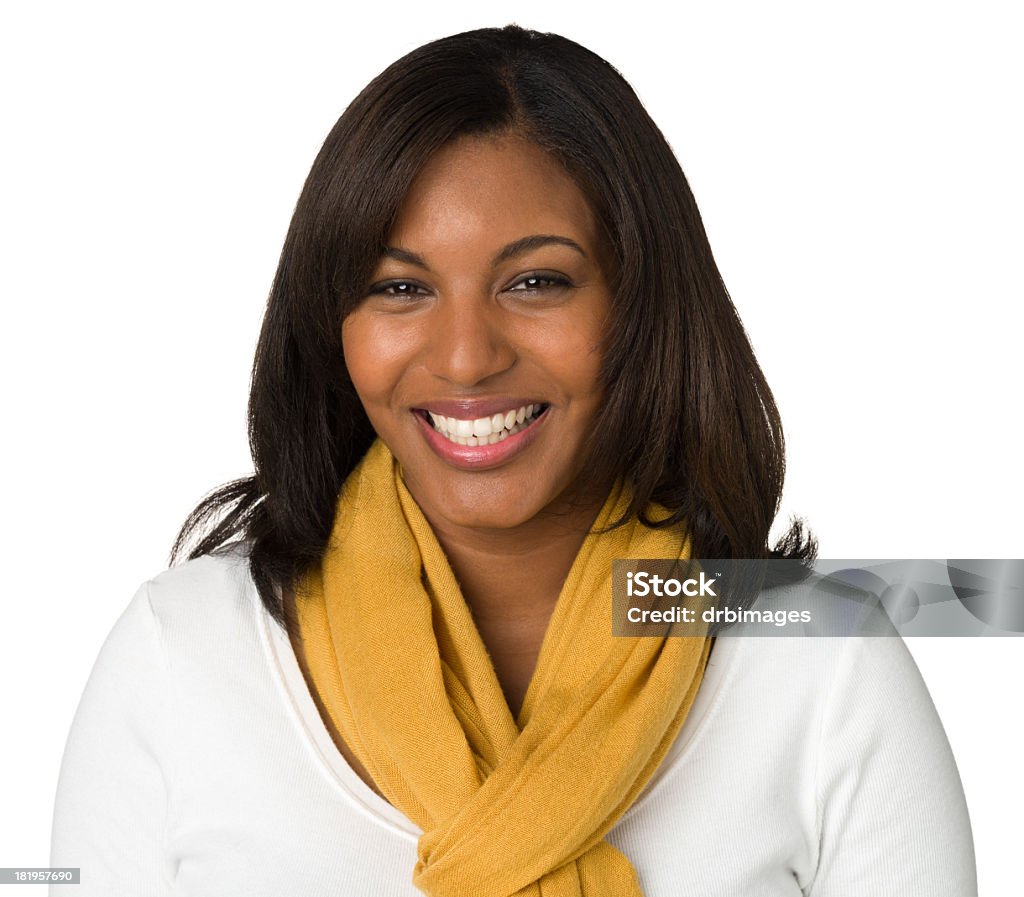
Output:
[381, 234, 588, 272]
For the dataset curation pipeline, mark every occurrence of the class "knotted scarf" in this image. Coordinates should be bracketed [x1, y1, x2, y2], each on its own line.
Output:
[293, 439, 712, 896]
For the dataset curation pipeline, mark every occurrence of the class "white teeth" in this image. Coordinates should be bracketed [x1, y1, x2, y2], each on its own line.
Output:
[425, 403, 544, 446]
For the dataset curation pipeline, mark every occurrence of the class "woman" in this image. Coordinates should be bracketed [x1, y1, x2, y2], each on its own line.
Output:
[49, 25, 976, 896]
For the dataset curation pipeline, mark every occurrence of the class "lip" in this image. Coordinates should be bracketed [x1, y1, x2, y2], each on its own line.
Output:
[413, 404, 550, 470]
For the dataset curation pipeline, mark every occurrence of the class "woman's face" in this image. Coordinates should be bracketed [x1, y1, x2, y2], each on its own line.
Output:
[342, 133, 614, 533]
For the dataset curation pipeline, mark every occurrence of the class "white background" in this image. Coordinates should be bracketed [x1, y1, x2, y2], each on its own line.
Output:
[2, 0, 1020, 893]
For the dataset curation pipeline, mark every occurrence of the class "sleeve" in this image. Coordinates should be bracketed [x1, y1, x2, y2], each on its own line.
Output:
[807, 635, 978, 896]
[49, 582, 176, 896]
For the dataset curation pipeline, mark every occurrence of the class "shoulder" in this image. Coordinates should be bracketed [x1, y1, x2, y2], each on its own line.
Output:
[85, 541, 266, 691]
[123, 541, 288, 684]
[708, 632, 872, 705]
[732, 631, 939, 717]
[696, 631, 942, 774]
[146, 539, 253, 601]
[143, 540, 263, 636]
[120, 542, 296, 736]
[707, 579, 931, 726]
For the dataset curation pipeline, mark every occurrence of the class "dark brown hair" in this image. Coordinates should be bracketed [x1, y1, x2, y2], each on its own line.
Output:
[171, 24, 816, 627]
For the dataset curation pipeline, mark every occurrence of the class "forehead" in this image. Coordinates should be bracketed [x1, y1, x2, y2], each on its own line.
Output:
[387, 133, 602, 254]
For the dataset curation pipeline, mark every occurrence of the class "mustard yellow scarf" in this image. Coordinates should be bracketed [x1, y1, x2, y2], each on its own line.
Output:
[294, 439, 711, 896]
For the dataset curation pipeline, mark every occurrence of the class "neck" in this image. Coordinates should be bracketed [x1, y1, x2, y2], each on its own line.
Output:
[417, 489, 609, 627]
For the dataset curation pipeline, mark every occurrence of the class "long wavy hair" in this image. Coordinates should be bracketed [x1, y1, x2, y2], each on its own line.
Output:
[171, 24, 816, 628]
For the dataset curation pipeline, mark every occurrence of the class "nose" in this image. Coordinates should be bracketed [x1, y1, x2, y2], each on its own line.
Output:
[421, 292, 517, 387]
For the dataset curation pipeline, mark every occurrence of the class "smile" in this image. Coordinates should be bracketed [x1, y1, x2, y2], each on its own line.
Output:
[411, 400, 551, 471]
[423, 403, 548, 446]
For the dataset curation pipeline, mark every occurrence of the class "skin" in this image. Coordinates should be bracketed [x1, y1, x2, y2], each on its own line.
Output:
[285, 132, 616, 801]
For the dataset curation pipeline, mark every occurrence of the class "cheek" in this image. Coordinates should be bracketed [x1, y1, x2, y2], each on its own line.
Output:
[531, 318, 606, 403]
[341, 313, 416, 407]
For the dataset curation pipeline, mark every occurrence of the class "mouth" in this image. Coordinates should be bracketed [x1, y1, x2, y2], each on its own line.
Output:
[415, 402, 549, 446]
[410, 401, 551, 470]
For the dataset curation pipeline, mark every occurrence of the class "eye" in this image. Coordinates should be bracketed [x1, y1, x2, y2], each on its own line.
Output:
[506, 273, 574, 293]
[365, 280, 430, 299]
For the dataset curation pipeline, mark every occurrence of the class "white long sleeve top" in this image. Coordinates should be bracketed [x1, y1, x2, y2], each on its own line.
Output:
[49, 544, 977, 896]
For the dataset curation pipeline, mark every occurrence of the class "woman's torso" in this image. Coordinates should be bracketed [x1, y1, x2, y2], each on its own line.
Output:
[50, 544, 976, 896]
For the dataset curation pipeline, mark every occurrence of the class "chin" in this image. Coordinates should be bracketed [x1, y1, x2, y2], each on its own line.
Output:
[438, 495, 548, 532]
[433, 473, 588, 533]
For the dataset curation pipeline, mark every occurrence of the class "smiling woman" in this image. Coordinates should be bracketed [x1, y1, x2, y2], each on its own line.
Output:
[49, 23, 976, 897]
[334, 133, 620, 726]
[345, 135, 612, 527]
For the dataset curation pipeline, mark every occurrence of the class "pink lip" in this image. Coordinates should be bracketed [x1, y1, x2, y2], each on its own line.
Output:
[413, 406, 549, 470]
